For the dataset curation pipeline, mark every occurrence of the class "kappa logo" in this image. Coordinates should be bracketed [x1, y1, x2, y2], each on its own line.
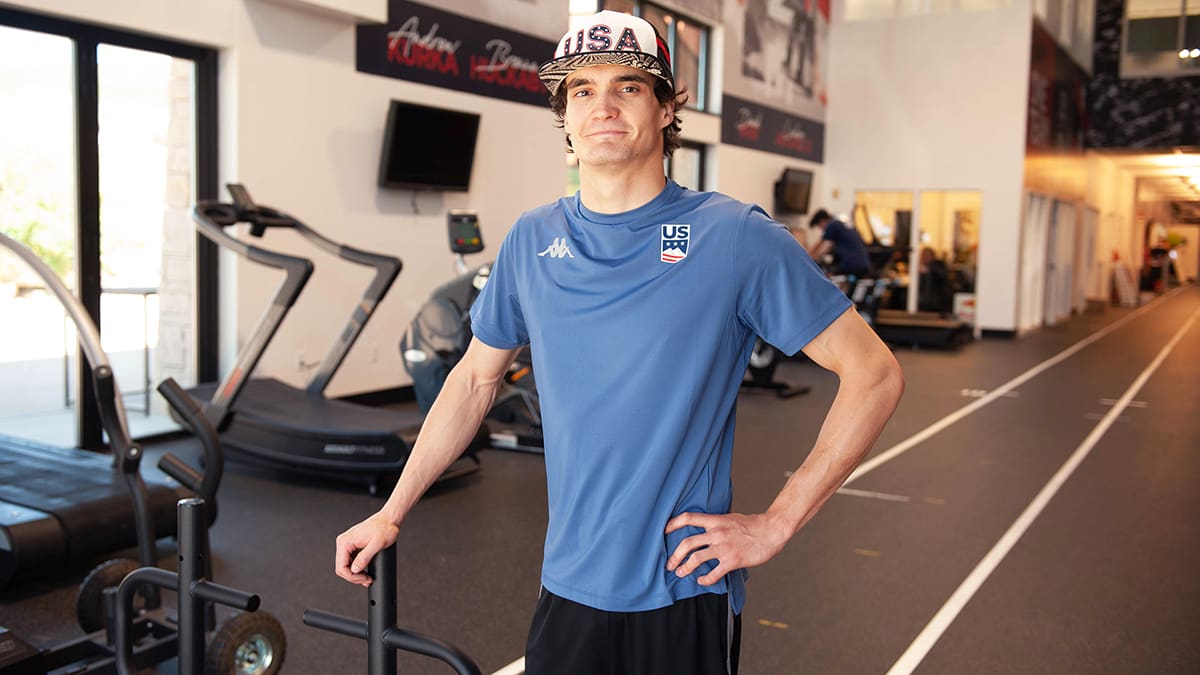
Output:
[538, 237, 575, 259]
[660, 224, 690, 263]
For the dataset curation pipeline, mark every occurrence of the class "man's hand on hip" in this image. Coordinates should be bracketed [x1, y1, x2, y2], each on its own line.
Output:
[664, 511, 791, 586]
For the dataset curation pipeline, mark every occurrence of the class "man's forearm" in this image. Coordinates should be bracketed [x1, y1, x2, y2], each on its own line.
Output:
[377, 364, 501, 524]
[766, 357, 903, 536]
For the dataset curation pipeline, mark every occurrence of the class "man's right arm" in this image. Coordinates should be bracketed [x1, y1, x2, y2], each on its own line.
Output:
[334, 337, 521, 586]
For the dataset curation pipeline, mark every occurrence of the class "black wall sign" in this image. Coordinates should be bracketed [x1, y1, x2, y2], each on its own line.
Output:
[720, 95, 824, 162]
[356, 0, 557, 108]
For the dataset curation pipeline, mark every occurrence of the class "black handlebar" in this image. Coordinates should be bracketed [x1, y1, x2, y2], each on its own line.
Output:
[302, 543, 482, 675]
[156, 378, 223, 504]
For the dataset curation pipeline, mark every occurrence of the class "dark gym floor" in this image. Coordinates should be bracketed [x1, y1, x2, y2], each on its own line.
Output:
[3, 286, 1198, 674]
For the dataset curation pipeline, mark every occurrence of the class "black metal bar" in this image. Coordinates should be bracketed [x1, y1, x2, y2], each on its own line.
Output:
[75, 35, 103, 452]
[302, 609, 368, 640]
[114, 567, 175, 675]
[156, 378, 223, 503]
[195, 46, 220, 386]
[192, 580, 260, 611]
[382, 628, 482, 675]
[301, 542, 482, 675]
[368, 546, 398, 675]
[176, 498, 206, 674]
[112, 498, 262, 675]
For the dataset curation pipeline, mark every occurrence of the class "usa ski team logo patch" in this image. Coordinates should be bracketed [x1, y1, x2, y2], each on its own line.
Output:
[661, 224, 690, 264]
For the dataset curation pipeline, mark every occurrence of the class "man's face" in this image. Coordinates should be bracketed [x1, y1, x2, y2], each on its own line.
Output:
[562, 64, 672, 169]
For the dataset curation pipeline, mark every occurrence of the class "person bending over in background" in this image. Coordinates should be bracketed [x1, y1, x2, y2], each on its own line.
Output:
[808, 207, 871, 278]
[335, 10, 904, 675]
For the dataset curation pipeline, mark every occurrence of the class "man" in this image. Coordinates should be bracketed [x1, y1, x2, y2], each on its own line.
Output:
[335, 10, 904, 674]
[808, 208, 872, 277]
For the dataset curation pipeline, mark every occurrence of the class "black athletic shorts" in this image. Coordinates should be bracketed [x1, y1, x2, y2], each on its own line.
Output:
[525, 588, 741, 675]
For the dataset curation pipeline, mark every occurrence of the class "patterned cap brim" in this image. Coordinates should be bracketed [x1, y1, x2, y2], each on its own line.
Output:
[537, 52, 674, 96]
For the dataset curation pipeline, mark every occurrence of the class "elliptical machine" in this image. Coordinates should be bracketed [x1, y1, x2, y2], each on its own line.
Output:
[400, 211, 543, 454]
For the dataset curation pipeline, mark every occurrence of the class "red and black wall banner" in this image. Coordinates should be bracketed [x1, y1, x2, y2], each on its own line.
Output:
[1027, 20, 1087, 152]
[356, 0, 556, 107]
[720, 95, 825, 162]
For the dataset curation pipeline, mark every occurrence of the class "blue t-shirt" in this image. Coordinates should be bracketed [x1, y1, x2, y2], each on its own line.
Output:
[822, 219, 870, 274]
[469, 181, 850, 613]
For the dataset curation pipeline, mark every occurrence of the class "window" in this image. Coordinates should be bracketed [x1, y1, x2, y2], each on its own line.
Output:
[1123, 0, 1200, 77]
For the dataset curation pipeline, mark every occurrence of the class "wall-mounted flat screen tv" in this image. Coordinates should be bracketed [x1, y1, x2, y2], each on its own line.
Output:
[377, 100, 480, 192]
[774, 168, 814, 215]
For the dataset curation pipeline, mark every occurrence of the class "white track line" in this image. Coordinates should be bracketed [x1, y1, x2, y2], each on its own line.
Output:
[885, 306, 1199, 675]
[836, 487, 912, 503]
[492, 656, 525, 675]
[845, 291, 1178, 487]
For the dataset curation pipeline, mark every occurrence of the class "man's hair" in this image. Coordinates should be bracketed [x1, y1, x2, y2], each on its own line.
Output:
[548, 78, 689, 158]
[809, 209, 832, 227]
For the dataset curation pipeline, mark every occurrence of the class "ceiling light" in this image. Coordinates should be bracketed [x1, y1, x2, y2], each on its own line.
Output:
[1181, 49, 1190, 58]
[1191, 48, 1200, 58]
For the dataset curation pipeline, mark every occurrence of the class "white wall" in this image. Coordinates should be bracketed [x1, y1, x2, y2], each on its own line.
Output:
[227, 0, 567, 396]
[16, 0, 568, 397]
[824, 2, 1032, 332]
[5, 0, 241, 47]
[1084, 153, 1138, 302]
[714, 144, 823, 232]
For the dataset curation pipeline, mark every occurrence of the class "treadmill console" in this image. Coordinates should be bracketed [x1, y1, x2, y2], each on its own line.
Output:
[448, 210, 484, 254]
[227, 183, 259, 215]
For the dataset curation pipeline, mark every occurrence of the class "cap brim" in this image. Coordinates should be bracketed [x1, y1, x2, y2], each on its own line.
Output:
[537, 52, 673, 96]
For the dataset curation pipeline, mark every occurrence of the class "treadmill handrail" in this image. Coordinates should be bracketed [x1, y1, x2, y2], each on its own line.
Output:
[0, 231, 134, 456]
[157, 378, 223, 504]
[200, 187, 404, 397]
[191, 202, 315, 426]
[0, 230, 161, 569]
[289, 223, 402, 396]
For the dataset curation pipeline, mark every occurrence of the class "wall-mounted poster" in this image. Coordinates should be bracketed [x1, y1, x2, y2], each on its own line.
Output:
[356, 0, 557, 107]
[726, 0, 828, 120]
[722, 0, 828, 161]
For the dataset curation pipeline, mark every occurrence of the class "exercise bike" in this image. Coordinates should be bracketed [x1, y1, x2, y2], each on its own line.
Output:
[400, 210, 543, 453]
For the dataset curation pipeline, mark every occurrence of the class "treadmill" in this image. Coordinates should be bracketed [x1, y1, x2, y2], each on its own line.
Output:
[0, 232, 190, 589]
[186, 184, 482, 492]
[874, 308, 974, 348]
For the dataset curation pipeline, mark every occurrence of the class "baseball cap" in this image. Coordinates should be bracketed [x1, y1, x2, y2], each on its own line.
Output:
[538, 10, 674, 97]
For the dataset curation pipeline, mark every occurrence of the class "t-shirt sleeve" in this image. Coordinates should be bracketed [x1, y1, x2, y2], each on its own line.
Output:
[468, 224, 529, 350]
[735, 206, 852, 356]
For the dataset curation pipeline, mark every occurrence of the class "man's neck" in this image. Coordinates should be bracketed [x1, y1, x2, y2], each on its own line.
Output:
[578, 163, 667, 214]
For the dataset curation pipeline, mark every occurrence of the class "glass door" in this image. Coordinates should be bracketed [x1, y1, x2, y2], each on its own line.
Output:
[0, 8, 217, 448]
[0, 26, 79, 446]
[97, 44, 199, 438]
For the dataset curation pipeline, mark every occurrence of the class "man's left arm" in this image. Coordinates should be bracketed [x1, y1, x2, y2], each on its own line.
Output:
[666, 307, 904, 585]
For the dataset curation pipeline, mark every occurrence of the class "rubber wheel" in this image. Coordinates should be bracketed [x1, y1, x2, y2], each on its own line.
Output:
[206, 611, 286, 675]
[76, 557, 143, 633]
